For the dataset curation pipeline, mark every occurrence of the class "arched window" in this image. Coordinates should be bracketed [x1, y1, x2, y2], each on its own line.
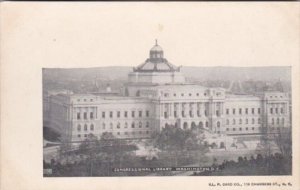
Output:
[84, 124, 87, 131]
[205, 121, 209, 128]
[226, 119, 229, 125]
[90, 124, 94, 131]
[217, 121, 220, 127]
[239, 119, 242, 124]
[77, 124, 81, 131]
[199, 122, 203, 128]
[183, 122, 188, 129]
[139, 122, 142, 128]
[252, 118, 255, 124]
[233, 119, 236, 125]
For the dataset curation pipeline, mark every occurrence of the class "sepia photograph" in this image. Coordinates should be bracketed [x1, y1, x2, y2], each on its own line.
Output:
[43, 40, 292, 177]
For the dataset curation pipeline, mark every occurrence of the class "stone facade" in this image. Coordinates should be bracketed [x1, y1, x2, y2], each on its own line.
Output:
[46, 42, 290, 142]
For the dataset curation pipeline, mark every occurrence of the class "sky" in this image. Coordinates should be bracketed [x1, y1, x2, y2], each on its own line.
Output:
[2, 2, 300, 68]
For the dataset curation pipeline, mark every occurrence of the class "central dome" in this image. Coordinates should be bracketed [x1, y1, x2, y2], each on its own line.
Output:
[134, 40, 180, 72]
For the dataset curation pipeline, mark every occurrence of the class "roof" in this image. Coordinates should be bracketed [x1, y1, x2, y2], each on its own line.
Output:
[135, 59, 179, 72]
[150, 45, 163, 52]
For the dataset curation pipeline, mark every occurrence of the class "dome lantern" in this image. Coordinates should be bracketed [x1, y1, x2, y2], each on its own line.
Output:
[150, 39, 164, 60]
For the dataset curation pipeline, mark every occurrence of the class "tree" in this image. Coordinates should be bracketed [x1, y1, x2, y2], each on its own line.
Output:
[151, 125, 207, 166]
[273, 127, 292, 157]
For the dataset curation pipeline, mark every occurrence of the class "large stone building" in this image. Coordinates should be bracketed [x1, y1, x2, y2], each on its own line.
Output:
[46, 41, 290, 142]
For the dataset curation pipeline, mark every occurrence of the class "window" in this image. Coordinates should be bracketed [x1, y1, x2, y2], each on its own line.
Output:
[174, 93, 176, 97]
[182, 111, 185, 117]
[272, 118, 275, 125]
[246, 127, 248, 131]
[146, 131, 149, 134]
[164, 112, 168, 119]
[204, 93, 207, 96]
[125, 132, 128, 135]
[174, 111, 177, 117]
[205, 121, 209, 128]
[181, 93, 184, 97]
[252, 118, 255, 124]
[233, 109, 236, 115]
[282, 118, 285, 124]
[258, 108, 261, 114]
[245, 108, 248, 114]
[233, 119, 236, 125]
[239, 119, 242, 124]
[226, 119, 229, 125]
[77, 124, 81, 131]
[117, 111, 120, 118]
[84, 99, 86, 102]
[77, 112, 81, 120]
[239, 128, 242, 131]
[204, 110, 208, 116]
[233, 128, 236, 131]
[252, 108, 255, 114]
[131, 122, 135, 128]
[110, 123, 113, 129]
[226, 109, 229, 115]
[258, 118, 261, 124]
[139, 111, 142, 117]
[277, 118, 280, 124]
[90, 99, 93, 102]
[216, 110, 220, 117]
[275, 108, 278, 114]
[132, 131, 135, 135]
[102, 112, 105, 118]
[270, 108, 273, 114]
[84, 112, 87, 120]
[246, 119, 248, 124]
[117, 132, 120, 135]
[124, 122, 128, 128]
[139, 122, 142, 128]
[226, 128, 229, 131]
[239, 108, 242, 115]
[84, 124, 87, 131]
[189, 110, 193, 117]
[110, 111, 113, 118]
[196, 93, 199, 96]
[252, 127, 255, 130]
[90, 124, 94, 131]
[77, 134, 81, 138]
[217, 121, 220, 127]
[139, 131, 142, 134]
[146, 122, 149, 128]
[102, 123, 105, 129]
[124, 111, 128, 118]
[132, 111, 135, 118]
[146, 111, 149, 117]
[90, 112, 94, 119]
[189, 93, 192, 96]
[281, 108, 284, 114]
[77, 99, 80, 102]
[117, 123, 120, 129]
[84, 134, 87, 137]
